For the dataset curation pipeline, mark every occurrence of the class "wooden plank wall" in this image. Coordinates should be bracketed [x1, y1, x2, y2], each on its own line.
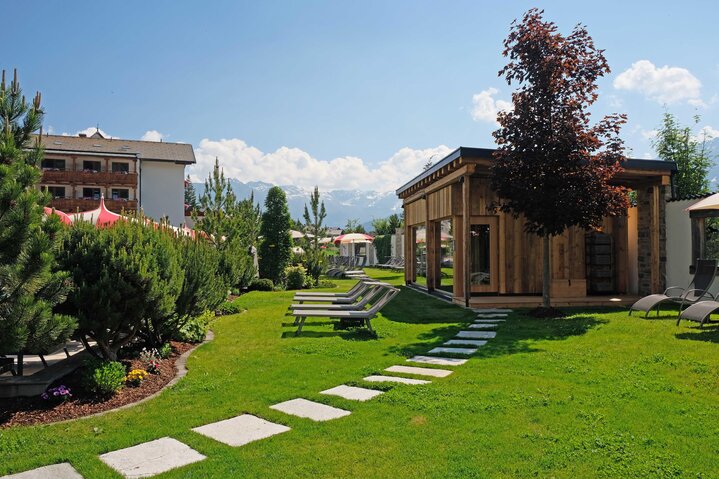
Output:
[405, 198, 426, 226]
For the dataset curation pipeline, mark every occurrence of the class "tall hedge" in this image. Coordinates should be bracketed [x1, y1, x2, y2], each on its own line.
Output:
[372, 235, 392, 264]
[259, 186, 292, 284]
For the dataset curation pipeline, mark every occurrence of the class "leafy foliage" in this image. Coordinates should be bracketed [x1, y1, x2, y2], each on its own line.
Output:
[373, 235, 392, 264]
[343, 218, 366, 234]
[491, 10, 629, 306]
[248, 278, 274, 291]
[302, 186, 327, 283]
[259, 186, 292, 284]
[82, 359, 126, 395]
[285, 265, 308, 290]
[184, 174, 198, 211]
[653, 112, 714, 197]
[0, 70, 76, 354]
[371, 214, 402, 236]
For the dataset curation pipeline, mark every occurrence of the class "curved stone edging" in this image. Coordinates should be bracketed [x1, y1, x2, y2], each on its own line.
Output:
[52, 330, 215, 425]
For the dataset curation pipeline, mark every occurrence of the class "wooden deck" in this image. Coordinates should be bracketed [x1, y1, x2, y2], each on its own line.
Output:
[459, 295, 640, 309]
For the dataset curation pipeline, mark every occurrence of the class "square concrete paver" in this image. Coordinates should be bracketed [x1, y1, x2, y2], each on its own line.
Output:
[428, 347, 477, 355]
[444, 339, 487, 347]
[270, 398, 351, 421]
[385, 365, 453, 377]
[99, 437, 205, 478]
[192, 414, 290, 447]
[408, 355, 467, 366]
[321, 385, 384, 401]
[363, 375, 430, 385]
[456, 330, 497, 339]
[469, 323, 498, 329]
[476, 314, 508, 319]
[473, 308, 513, 313]
[475, 319, 505, 323]
[1, 463, 83, 479]
[467, 326, 499, 334]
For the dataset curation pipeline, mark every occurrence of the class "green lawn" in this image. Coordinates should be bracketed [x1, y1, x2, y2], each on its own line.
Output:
[2, 268, 719, 478]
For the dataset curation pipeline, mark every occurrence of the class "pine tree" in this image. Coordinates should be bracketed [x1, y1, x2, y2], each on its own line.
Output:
[302, 186, 327, 283]
[184, 174, 198, 211]
[259, 186, 292, 284]
[0, 70, 76, 354]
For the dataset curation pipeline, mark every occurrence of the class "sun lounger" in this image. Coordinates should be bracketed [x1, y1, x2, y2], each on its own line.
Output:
[629, 259, 718, 318]
[294, 281, 373, 304]
[294, 279, 366, 298]
[677, 300, 719, 327]
[290, 283, 390, 311]
[292, 286, 400, 334]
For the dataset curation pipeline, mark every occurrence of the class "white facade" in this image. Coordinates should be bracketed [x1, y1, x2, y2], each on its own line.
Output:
[666, 199, 696, 289]
[140, 160, 186, 226]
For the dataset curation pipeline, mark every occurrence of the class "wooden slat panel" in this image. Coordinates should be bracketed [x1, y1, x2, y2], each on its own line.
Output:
[405, 199, 426, 226]
[427, 186, 452, 221]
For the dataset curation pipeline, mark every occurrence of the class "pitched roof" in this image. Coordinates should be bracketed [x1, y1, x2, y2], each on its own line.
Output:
[35, 134, 196, 164]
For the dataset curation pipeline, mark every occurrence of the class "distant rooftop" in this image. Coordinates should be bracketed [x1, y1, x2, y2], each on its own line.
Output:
[34, 131, 196, 164]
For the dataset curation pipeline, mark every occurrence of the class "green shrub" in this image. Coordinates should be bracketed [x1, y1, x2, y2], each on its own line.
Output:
[82, 359, 126, 395]
[285, 265, 307, 290]
[175, 311, 214, 342]
[158, 343, 173, 359]
[316, 280, 337, 289]
[217, 300, 244, 316]
[248, 278, 274, 291]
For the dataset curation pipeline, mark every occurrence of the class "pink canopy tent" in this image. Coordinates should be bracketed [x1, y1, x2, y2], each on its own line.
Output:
[69, 196, 125, 227]
[333, 233, 374, 245]
[43, 207, 72, 225]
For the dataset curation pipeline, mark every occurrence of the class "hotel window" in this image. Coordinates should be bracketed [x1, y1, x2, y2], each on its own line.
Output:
[112, 162, 130, 173]
[41, 158, 66, 170]
[111, 188, 129, 200]
[45, 186, 66, 198]
[82, 187, 101, 199]
[83, 160, 101, 172]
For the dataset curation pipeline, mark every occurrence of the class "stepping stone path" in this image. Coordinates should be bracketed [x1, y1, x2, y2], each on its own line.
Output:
[321, 385, 383, 401]
[1, 463, 83, 479]
[444, 339, 487, 347]
[456, 330, 497, 339]
[408, 355, 467, 366]
[271, 398, 351, 421]
[99, 437, 206, 478]
[385, 365, 453, 377]
[192, 414, 290, 447]
[363, 375, 430, 385]
[473, 308, 512, 313]
[468, 325, 499, 332]
[476, 314, 507, 319]
[469, 323, 497, 329]
[475, 319, 505, 323]
[428, 347, 478, 355]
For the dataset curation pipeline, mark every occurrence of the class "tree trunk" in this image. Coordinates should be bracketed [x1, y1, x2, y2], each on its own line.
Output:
[542, 233, 551, 308]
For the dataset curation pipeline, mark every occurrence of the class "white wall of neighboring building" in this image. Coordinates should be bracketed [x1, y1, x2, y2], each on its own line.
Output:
[140, 160, 186, 225]
[666, 199, 696, 289]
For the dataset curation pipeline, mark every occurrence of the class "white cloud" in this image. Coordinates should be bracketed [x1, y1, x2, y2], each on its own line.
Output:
[613, 60, 703, 105]
[141, 130, 166, 142]
[697, 125, 719, 141]
[641, 129, 658, 140]
[471, 88, 512, 124]
[188, 139, 452, 193]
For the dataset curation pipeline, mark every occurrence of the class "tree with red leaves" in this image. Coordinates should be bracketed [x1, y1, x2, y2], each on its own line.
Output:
[491, 9, 629, 310]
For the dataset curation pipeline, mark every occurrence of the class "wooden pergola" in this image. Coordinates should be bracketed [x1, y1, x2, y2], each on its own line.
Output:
[396, 147, 676, 308]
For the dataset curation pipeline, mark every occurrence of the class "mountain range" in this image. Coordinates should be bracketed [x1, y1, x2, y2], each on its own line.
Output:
[194, 179, 402, 229]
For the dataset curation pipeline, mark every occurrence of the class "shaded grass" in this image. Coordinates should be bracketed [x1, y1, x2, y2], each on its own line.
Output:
[1, 268, 718, 477]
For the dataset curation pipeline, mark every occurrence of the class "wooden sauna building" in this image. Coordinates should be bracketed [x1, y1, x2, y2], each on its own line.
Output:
[396, 147, 676, 308]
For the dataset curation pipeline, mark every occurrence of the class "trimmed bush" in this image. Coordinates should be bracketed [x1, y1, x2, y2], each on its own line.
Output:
[175, 311, 213, 343]
[316, 280, 337, 289]
[248, 278, 274, 291]
[82, 359, 126, 395]
[217, 300, 244, 316]
[285, 265, 307, 290]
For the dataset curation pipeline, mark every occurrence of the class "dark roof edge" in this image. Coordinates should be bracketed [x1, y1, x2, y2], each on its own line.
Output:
[396, 146, 677, 196]
[667, 192, 714, 203]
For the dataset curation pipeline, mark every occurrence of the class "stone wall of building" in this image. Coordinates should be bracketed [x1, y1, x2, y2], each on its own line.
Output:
[636, 185, 667, 295]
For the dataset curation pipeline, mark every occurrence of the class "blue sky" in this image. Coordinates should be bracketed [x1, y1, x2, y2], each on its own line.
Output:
[3, 0, 718, 191]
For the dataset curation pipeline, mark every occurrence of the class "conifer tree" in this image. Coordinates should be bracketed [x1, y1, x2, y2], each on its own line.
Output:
[302, 186, 327, 283]
[259, 186, 292, 284]
[184, 174, 198, 211]
[0, 70, 76, 354]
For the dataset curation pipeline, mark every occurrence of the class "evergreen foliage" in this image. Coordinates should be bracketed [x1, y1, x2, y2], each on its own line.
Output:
[259, 186, 292, 284]
[653, 112, 714, 197]
[0, 70, 76, 354]
[492, 10, 629, 308]
[302, 186, 327, 283]
[343, 218, 366, 234]
[373, 235, 392, 263]
[184, 174, 198, 211]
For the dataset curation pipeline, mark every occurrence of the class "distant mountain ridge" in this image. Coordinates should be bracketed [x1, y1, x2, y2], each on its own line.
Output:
[194, 179, 402, 228]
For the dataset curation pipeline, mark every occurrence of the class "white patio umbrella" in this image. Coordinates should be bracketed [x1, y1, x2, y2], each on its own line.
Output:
[318, 236, 334, 244]
[333, 233, 374, 245]
[290, 229, 305, 239]
[686, 193, 719, 212]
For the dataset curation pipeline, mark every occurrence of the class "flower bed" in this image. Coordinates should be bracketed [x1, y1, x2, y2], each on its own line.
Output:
[0, 341, 194, 428]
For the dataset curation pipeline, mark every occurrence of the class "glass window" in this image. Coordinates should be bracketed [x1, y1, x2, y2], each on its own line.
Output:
[82, 187, 101, 199]
[45, 186, 65, 198]
[41, 158, 66, 170]
[470, 224, 491, 286]
[111, 188, 129, 200]
[112, 162, 129, 173]
[83, 160, 101, 172]
[413, 226, 427, 285]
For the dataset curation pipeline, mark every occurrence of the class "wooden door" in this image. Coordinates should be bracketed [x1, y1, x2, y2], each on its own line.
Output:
[469, 216, 499, 293]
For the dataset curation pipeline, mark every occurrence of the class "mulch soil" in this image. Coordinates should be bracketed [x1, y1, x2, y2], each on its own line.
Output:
[0, 341, 194, 428]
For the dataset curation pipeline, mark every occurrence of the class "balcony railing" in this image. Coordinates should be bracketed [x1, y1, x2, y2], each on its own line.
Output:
[49, 197, 138, 214]
[41, 168, 137, 187]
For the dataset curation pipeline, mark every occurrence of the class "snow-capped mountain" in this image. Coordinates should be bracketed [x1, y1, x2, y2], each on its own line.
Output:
[194, 179, 402, 228]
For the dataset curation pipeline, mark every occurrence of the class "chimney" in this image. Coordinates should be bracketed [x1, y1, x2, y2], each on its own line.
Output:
[79, 133, 87, 138]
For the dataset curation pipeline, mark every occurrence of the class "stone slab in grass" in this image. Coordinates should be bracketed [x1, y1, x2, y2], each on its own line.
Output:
[467, 326, 499, 334]
[321, 385, 384, 401]
[1, 463, 83, 479]
[444, 339, 488, 347]
[428, 347, 477, 355]
[456, 330, 497, 339]
[363, 375, 430, 385]
[407, 355, 467, 366]
[469, 323, 498, 329]
[473, 308, 513, 313]
[385, 365, 453, 377]
[99, 437, 205, 478]
[476, 314, 508, 319]
[192, 414, 290, 447]
[474, 319, 505, 323]
[270, 398, 351, 421]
